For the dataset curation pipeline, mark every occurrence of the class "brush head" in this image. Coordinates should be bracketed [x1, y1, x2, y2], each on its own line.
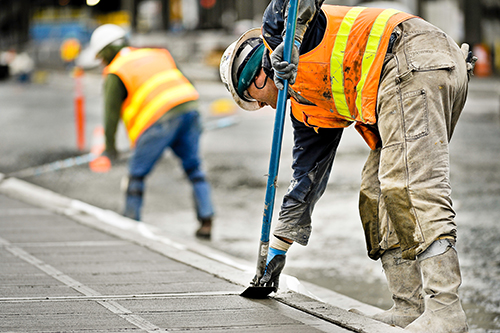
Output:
[240, 286, 276, 299]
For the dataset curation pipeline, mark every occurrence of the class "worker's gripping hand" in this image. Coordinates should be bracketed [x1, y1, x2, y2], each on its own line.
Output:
[460, 43, 478, 81]
[271, 41, 300, 90]
[259, 247, 286, 292]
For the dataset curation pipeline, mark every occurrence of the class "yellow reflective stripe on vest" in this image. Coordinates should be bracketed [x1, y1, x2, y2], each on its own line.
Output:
[330, 6, 365, 119]
[127, 83, 196, 141]
[355, 8, 401, 121]
[122, 69, 183, 125]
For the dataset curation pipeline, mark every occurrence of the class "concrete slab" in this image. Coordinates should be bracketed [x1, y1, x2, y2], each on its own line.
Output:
[0, 176, 404, 332]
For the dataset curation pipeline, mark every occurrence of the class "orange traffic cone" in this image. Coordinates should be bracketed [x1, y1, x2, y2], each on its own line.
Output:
[89, 125, 111, 173]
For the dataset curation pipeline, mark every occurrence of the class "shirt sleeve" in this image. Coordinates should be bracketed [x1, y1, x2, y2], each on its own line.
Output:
[262, 0, 326, 54]
[262, 0, 287, 50]
[103, 73, 127, 154]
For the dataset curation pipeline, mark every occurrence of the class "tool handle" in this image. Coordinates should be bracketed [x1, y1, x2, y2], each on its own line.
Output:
[256, 0, 300, 282]
[253, 241, 269, 285]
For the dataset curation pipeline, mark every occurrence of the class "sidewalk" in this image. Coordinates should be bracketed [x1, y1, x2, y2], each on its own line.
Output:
[0, 174, 403, 333]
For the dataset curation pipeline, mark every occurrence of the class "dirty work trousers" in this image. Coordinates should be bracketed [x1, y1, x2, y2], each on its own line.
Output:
[273, 115, 343, 246]
[124, 110, 214, 222]
[273, 18, 468, 259]
[359, 18, 468, 260]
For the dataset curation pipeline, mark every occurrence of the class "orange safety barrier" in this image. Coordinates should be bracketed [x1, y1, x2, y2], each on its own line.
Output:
[473, 44, 492, 77]
[73, 67, 86, 151]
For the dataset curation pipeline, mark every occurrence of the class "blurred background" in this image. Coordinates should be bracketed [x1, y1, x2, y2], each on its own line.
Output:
[0, 0, 498, 77]
[0, 1, 499, 332]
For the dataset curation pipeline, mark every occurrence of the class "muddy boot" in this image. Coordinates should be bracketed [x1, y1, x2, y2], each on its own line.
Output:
[195, 218, 212, 239]
[405, 241, 468, 333]
[372, 247, 424, 327]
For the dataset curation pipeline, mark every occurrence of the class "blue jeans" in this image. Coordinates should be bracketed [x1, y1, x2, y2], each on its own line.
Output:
[124, 110, 214, 221]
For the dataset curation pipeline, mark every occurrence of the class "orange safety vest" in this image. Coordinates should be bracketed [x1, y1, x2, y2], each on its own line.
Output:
[286, 6, 415, 149]
[104, 47, 199, 145]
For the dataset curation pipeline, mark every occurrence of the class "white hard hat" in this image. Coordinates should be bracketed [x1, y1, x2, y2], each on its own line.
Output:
[220, 28, 263, 111]
[89, 24, 127, 58]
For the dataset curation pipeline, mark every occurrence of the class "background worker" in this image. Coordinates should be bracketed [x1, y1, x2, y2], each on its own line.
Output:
[89, 24, 214, 239]
[220, 0, 476, 331]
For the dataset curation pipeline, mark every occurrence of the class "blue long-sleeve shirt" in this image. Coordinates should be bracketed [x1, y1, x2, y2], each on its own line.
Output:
[261, 0, 327, 54]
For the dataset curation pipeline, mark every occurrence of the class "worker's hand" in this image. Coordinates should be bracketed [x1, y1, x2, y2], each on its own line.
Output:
[271, 41, 300, 90]
[259, 247, 286, 292]
[460, 43, 478, 81]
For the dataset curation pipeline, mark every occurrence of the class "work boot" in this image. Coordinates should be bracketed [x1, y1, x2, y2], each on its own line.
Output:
[405, 244, 468, 333]
[124, 194, 142, 221]
[123, 176, 144, 221]
[372, 247, 424, 327]
[195, 218, 212, 239]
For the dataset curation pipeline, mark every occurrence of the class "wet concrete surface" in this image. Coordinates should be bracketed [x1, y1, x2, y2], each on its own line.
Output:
[1, 66, 499, 332]
[0, 189, 372, 333]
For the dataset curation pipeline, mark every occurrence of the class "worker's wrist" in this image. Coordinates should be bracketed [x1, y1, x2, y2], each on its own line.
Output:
[267, 247, 286, 265]
[270, 235, 293, 252]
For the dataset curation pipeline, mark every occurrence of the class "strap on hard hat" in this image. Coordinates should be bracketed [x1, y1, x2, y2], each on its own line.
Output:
[236, 43, 265, 101]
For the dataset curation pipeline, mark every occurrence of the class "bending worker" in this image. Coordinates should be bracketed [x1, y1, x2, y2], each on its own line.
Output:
[89, 24, 214, 239]
[220, 1, 476, 331]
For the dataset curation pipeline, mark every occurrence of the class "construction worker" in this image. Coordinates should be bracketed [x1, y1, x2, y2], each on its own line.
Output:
[89, 24, 214, 239]
[220, 1, 477, 332]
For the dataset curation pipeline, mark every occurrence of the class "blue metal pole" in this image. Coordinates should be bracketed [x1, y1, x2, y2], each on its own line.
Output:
[255, 0, 300, 282]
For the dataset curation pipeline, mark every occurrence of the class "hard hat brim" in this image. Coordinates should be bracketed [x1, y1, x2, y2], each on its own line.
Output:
[220, 28, 262, 111]
[75, 47, 101, 69]
[88, 24, 127, 60]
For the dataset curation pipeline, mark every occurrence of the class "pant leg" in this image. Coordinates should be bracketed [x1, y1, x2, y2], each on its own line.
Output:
[170, 111, 214, 220]
[273, 114, 343, 246]
[125, 115, 183, 220]
[123, 176, 145, 220]
[359, 147, 401, 260]
[375, 19, 468, 260]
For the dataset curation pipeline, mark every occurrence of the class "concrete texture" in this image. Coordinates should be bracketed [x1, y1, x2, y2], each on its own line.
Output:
[1, 30, 499, 331]
[0, 176, 404, 332]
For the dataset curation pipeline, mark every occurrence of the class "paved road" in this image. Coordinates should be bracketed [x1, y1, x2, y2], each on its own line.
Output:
[0, 175, 404, 332]
[1, 37, 499, 331]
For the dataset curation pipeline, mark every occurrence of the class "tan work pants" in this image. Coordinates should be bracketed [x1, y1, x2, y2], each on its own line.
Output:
[359, 18, 468, 261]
